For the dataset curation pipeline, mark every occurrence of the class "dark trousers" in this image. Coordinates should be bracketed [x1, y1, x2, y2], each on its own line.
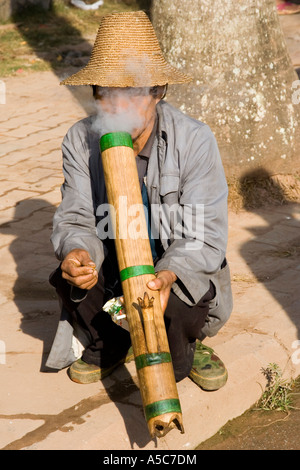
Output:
[50, 259, 214, 382]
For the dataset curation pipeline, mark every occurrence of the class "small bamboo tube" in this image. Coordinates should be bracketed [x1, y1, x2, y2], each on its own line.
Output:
[138, 293, 158, 354]
[100, 132, 184, 438]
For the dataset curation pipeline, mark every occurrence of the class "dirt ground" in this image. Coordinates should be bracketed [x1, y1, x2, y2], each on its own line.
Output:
[196, 377, 300, 450]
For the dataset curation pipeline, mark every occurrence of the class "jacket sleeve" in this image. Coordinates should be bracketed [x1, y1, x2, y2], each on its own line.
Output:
[51, 125, 105, 272]
[154, 125, 228, 305]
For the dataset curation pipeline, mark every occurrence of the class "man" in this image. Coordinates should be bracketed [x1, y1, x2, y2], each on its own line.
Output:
[46, 11, 233, 391]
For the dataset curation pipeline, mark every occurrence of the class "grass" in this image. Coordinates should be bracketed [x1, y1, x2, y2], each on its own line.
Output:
[256, 363, 296, 412]
[228, 171, 300, 212]
[0, 0, 150, 77]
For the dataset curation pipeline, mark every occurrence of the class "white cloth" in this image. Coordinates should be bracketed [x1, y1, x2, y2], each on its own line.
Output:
[70, 0, 103, 11]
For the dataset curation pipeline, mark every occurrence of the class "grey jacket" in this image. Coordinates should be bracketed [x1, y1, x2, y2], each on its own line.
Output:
[47, 101, 233, 369]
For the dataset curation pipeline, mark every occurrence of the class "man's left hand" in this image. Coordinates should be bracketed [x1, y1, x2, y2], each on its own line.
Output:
[147, 270, 177, 314]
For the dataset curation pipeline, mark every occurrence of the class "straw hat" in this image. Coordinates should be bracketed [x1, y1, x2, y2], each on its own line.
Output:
[60, 11, 192, 87]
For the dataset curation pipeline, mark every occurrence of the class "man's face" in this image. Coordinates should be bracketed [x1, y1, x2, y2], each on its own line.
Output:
[94, 86, 163, 140]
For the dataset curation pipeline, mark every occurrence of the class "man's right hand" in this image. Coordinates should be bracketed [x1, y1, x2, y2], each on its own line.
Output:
[61, 249, 98, 290]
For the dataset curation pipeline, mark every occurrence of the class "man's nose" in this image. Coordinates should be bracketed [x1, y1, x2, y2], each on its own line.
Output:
[110, 94, 131, 112]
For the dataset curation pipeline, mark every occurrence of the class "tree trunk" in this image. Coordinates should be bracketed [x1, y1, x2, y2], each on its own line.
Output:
[0, 0, 52, 21]
[151, 0, 300, 178]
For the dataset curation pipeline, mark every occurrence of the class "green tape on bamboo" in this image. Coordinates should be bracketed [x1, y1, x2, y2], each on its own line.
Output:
[120, 264, 155, 282]
[144, 399, 182, 421]
[100, 132, 133, 152]
[135, 352, 172, 370]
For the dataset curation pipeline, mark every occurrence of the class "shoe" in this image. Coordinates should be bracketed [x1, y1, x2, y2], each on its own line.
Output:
[68, 346, 134, 384]
[189, 341, 228, 391]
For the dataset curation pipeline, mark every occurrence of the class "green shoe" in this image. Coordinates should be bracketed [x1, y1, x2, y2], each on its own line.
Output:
[189, 341, 228, 391]
[68, 347, 134, 384]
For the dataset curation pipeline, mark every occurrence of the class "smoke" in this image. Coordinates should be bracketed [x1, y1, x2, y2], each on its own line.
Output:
[91, 50, 154, 138]
[92, 87, 151, 137]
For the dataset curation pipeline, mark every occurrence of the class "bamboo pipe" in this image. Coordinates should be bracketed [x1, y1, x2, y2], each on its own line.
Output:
[100, 132, 184, 438]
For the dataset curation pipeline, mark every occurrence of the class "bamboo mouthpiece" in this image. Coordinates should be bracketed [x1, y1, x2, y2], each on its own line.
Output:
[148, 412, 184, 438]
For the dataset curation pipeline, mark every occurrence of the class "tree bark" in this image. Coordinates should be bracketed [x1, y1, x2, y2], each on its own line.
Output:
[151, 0, 300, 177]
[0, 0, 52, 21]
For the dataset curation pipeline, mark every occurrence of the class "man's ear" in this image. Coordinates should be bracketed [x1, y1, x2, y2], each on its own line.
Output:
[152, 84, 168, 101]
[160, 84, 168, 99]
[91, 85, 97, 98]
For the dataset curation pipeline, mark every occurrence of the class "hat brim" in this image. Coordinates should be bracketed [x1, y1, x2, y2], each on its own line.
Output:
[60, 63, 192, 87]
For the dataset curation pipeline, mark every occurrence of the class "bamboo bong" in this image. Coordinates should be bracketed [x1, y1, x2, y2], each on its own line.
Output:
[99, 131, 184, 438]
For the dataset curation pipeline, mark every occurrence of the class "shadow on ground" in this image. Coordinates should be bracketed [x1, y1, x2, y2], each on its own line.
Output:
[238, 167, 300, 340]
[0, 198, 59, 368]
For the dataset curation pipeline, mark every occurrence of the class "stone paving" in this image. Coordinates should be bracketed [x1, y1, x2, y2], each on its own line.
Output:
[0, 15, 299, 451]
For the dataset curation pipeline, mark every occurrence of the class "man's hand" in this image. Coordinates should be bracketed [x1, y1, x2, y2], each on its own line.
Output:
[61, 249, 98, 290]
[147, 270, 177, 314]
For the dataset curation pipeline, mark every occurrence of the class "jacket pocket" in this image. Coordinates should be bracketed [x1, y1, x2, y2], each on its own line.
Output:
[159, 175, 180, 197]
[159, 175, 180, 206]
[202, 261, 233, 337]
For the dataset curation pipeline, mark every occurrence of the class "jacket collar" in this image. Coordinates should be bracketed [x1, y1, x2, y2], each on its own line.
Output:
[156, 101, 168, 145]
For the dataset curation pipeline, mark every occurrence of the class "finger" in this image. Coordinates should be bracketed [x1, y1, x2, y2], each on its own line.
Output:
[147, 277, 163, 290]
[63, 251, 96, 271]
[62, 261, 95, 277]
[82, 260, 96, 268]
[159, 289, 171, 314]
[160, 299, 168, 315]
[62, 271, 97, 287]
[66, 277, 97, 290]
[79, 275, 99, 290]
[65, 257, 81, 267]
[76, 251, 96, 267]
[66, 276, 98, 291]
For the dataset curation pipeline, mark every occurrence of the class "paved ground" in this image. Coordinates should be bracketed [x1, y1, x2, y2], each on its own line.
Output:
[0, 14, 299, 451]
